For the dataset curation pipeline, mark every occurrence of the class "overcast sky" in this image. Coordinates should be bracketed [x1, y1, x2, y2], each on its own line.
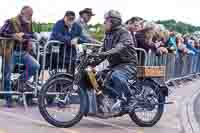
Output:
[0, 0, 200, 26]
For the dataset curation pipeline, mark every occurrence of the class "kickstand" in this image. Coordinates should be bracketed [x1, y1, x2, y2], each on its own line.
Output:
[22, 93, 28, 112]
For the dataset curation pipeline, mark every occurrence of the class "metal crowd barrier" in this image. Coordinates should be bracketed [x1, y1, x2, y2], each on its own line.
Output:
[41, 40, 65, 84]
[40, 41, 200, 83]
[40, 41, 103, 83]
[0, 37, 40, 108]
[144, 51, 200, 81]
[1, 37, 200, 107]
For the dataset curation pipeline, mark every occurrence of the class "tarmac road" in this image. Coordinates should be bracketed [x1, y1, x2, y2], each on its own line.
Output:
[1, 79, 200, 133]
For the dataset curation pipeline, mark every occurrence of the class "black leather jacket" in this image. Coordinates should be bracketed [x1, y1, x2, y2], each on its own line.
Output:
[100, 26, 137, 67]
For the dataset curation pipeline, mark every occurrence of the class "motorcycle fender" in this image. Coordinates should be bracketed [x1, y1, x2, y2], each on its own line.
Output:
[144, 78, 169, 97]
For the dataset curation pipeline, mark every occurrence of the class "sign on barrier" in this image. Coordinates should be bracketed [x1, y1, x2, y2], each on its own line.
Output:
[137, 66, 166, 78]
[0, 37, 41, 108]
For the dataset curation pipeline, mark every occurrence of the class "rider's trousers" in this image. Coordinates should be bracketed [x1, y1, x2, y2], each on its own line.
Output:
[109, 64, 136, 100]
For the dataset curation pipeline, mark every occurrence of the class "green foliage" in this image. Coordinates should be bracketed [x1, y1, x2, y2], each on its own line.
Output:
[32, 22, 54, 32]
[156, 19, 200, 34]
[32, 19, 200, 39]
[88, 23, 104, 41]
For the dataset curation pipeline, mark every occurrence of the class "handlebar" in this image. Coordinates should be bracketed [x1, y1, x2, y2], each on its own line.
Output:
[81, 43, 102, 48]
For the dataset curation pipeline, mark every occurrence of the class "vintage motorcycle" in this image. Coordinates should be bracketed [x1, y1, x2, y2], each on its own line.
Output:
[38, 44, 170, 128]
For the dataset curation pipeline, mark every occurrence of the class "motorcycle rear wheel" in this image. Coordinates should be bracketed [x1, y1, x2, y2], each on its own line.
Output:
[129, 80, 165, 127]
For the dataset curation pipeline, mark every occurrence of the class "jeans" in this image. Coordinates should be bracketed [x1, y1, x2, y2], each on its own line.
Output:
[109, 64, 136, 100]
[4, 51, 40, 102]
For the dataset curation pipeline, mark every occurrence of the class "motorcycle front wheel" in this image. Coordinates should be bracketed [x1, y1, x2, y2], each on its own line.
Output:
[129, 80, 165, 127]
[38, 77, 87, 128]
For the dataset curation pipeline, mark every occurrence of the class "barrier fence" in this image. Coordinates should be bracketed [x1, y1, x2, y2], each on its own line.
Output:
[144, 52, 200, 81]
[0, 37, 40, 107]
[0, 37, 200, 103]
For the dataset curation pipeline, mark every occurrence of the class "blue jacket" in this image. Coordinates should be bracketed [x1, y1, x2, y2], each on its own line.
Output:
[50, 19, 90, 63]
[50, 19, 90, 44]
[186, 42, 199, 55]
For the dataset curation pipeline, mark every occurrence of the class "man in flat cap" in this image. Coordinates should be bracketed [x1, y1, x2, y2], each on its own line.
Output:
[91, 10, 137, 113]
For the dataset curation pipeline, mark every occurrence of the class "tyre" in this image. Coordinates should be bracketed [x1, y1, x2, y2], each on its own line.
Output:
[129, 80, 165, 127]
[38, 77, 87, 128]
[48, 73, 73, 81]
[44, 73, 73, 105]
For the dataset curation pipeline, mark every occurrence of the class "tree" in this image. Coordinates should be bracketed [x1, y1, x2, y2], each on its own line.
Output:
[156, 20, 200, 34]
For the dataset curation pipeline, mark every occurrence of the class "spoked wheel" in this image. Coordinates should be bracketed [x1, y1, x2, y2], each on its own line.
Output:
[129, 80, 165, 127]
[38, 77, 87, 128]
[43, 73, 73, 105]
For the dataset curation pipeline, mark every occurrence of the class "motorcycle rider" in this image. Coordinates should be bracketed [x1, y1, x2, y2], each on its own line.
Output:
[92, 10, 137, 112]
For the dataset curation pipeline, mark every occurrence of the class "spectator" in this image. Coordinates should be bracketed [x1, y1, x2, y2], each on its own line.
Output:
[165, 31, 178, 54]
[126, 17, 144, 31]
[76, 8, 100, 44]
[184, 37, 199, 55]
[176, 35, 195, 55]
[125, 17, 144, 47]
[194, 39, 200, 49]
[0, 6, 40, 107]
[197, 40, 200, 49]
[131, 21, 167, 54]
[153, 30, 168, 55]
[50, 11, 90, 74]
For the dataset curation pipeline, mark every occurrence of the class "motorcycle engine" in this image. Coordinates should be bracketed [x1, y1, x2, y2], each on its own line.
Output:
[98, 94, 122, 115]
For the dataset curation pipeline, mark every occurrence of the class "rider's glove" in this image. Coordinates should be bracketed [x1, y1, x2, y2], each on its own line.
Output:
[98, 52, 108, 58]
[88, 53, 105, 66]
